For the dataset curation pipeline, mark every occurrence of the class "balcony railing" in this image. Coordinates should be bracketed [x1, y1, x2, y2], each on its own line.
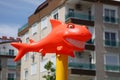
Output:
[7, 78, 16, 80]
[103, 16, 119, 24]
[0, 52, 15, 56]
[104, 40, 119, 47]
[69, 62, 120, 72]
[7, 65, 16, 69]
[86, 39, 94, 45]
[65, 12, 94, 21]
[105, 65, 120, 72]
[18, 23, 28, 32]
[69, 62, 95, 70]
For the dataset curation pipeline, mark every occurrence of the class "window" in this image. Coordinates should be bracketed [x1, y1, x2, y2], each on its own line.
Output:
[87, 26, 94, 44]
[104, 9, 110, 22]
[8, 73, 16, 80]
[31, 63, 36, 75]
[7, 59, 16, 67]
[111, 10, 115, 22]
[105, 53, 119, 66]
[104, 9, 116, 23]
[51, 55, 56, 67]
[75, 51, 83, 58]
[40, 59, 47, 72]
[24, 53, 29, 61]
[52, 9, 59, 20]
[9, 49, 14, 56]
[25, 32, 29, 43]
[104, 31, 117, 47]
[24, 70, 28, 79]
[41, 17, 48, 30]
[31, 23, 37, 35]
[103, 5, 118, 23]
[53, 13, 58, 20]
[68, 8, 74, 17]
[104, 53, 120, 72]
[26, 37, 29, 43]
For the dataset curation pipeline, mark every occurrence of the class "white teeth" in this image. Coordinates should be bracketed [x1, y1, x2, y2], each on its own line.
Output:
[66, 38, 85, 48]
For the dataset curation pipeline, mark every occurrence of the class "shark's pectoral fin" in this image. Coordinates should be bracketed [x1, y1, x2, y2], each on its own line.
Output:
[57, 46, 63, 51]
[29, 39, 35, 43]
[39, 49, 46, 56]
[41, 53, 46, 56]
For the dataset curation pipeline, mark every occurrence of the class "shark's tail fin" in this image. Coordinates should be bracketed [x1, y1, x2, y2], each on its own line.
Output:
[11, 42, 29, 62]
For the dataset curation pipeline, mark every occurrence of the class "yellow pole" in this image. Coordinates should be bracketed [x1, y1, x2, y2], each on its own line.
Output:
[56, 54, 68, 80]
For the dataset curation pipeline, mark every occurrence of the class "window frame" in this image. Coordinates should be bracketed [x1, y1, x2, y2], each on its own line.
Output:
[7, 72, 16, 79]
[103, 5, 118, 24]
[9, 49, 14, 56]
[104, 53, 119, 66]
[41, 16, 48, 30]
[51, 9, 59, 20]
[24, 69, 28, 79]
[31, 23, 38, 35]
[103, 30, 118, 47]
[7, 59, 16, 66]
[31, 63, 37, 75]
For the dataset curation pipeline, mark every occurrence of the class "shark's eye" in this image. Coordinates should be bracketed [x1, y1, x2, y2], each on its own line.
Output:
[67, 24, 75, 29]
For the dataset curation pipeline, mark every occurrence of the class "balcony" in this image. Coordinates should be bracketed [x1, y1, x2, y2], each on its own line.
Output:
[104, 40, 119, 47]
[69, 62, 120, 72]
[0, 51, 16, 56]
[86, 39, 94, 45]
[85, 39, 95, 51]
[66, 12, 94, 21]
[65, 12, 94, 26]
[7, 78, 16, 80]
[69, 62, 95, 70]
[69, 62, 96, 76]
[103, 16, 119, 24]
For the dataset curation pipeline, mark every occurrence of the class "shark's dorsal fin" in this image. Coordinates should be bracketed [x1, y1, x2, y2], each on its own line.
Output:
[29, 39, 35, 43]
[50, 19, 63, 29]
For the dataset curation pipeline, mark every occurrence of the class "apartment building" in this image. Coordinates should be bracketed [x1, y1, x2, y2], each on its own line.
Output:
[0, 36, 21, 80]
[18, 0, 120, 80]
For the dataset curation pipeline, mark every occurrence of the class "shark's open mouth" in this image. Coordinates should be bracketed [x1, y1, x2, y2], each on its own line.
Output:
[66, 38, 85, 48]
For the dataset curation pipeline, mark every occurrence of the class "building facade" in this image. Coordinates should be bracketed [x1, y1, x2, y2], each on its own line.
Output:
[18, 0, 120, 80]
[0, 36, 21, 80]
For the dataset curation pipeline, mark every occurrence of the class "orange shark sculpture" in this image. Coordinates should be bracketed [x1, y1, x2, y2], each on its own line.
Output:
[11, 19, 92, 62]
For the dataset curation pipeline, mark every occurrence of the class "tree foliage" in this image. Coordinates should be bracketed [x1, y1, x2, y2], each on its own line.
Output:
[43, 60, 55, 80]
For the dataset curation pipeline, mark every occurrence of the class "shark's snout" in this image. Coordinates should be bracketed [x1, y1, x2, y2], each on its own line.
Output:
[81, 26, 92, 41]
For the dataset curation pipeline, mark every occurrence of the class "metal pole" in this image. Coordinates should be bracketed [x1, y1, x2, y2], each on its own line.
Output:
[56, 54, 68, 80]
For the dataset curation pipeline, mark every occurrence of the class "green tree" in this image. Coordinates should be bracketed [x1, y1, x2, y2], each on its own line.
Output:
[43, 60, 56, 80]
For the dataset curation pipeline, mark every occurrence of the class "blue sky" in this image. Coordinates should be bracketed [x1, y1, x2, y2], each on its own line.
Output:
[0, 0, 45, 38]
